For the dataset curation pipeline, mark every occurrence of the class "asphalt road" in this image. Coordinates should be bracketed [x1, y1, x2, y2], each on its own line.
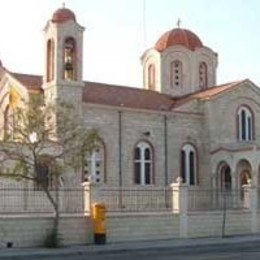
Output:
[5, 241, 260, 260]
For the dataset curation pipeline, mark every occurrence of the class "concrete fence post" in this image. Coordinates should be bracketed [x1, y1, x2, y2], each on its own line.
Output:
[249, 185, 258, 233]
[81, 181, 101, 213]
[170, 177, 188, 238]
[243, 183, 257, 233]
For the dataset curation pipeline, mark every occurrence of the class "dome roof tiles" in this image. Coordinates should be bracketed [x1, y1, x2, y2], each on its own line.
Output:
[52, 7, 76, 23]
[155, 28, 203, 52]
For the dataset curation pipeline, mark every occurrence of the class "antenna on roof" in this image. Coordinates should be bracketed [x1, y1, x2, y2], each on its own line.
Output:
[143, 0, 147, 49]
[177, 18, 181, 28]
[62, 2, 66, 8]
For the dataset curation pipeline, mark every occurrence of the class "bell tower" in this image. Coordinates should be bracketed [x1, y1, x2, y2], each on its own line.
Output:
[42, 5, 85, 106]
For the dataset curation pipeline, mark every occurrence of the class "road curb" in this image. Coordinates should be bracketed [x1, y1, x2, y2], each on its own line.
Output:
[0, 235, 260, 259]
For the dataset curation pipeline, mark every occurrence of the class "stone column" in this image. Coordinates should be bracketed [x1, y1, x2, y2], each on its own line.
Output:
[211, 174, 218, 208]
[251, 169, 258, 187]
[171, 177, 188, 238]
[231, 171, 238, 207]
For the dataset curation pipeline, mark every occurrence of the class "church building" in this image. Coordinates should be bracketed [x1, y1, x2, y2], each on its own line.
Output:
[1, 6, 260, 194]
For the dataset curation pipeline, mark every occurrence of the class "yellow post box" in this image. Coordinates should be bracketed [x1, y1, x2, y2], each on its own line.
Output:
[91, 202, 106, 244]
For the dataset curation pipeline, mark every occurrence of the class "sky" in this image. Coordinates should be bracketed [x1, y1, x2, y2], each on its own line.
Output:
[0, 0, 260, 88]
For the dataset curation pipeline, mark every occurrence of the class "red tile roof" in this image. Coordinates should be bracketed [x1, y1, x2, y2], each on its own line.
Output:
[155, 28, 203, 52]
[173, 80, 247, 107]
[190, 80, 246, 99]
[10, 72, 43, 92]
[82, 81, 175, 111]
[52, 8, 76, 24]
[8, 71, 248, 112]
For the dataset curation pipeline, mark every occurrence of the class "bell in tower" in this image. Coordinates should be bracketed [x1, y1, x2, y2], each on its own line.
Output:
[64, 37, 76, 80]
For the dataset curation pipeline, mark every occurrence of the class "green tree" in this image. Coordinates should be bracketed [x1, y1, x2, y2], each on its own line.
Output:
[0, 95, 99, 247]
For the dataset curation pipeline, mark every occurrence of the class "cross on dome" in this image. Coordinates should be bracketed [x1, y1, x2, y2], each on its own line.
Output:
[176, 18, 181, 28]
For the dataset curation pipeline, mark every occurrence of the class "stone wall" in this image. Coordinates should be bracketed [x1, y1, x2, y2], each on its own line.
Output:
[105, 210, 253, 242]
[0, 209, 257, 248]
[188, 210, 251, 238]
[106, 212, 180, 243]
[82, 104, 204, 186]
[0, 215, 92, 248]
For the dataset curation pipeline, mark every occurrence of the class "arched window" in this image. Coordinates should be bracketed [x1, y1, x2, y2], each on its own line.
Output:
[134, 142, 153, 185]
[237, 106, 254, 141]
[83, 142, 105, 184]
[3, 105, 15, 139]
[4, 88, 21, 140]
[35, 155, 57, 190]
[199, 62, 208, 89]
[180, 144, 197, 185]
[46, 39, 54, 82]
[148, 64, 155, 90]
[64, 37, 76, 81]
[36, 161, 52, 189]
[4, 105, 10, 138]
[171, 60, 182, 88]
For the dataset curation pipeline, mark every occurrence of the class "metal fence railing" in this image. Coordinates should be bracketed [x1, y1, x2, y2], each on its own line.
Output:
[188, 188, 245, 211]
[0, 183, 256, 214]
[257, 188, 260, 209]
[99, 186, 172, 212]
[0, 185, 86, 215]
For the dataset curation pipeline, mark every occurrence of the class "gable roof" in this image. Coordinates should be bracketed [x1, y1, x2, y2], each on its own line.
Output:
[173, 80, 247, 107]
[82, 81, 175, 111]
[191, 80, 247, 99]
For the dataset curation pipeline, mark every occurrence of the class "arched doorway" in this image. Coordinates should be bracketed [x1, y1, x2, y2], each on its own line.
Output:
[220, 165, 232, 191]
[216, 162, 232, 208]
[217, 162, 232, 191]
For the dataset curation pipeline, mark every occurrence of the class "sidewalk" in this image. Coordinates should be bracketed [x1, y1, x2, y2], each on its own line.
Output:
[0, 234, 260, 259]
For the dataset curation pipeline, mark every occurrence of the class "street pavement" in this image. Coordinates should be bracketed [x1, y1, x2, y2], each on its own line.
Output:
[0, 234, 260, 259]
[22, 242, 260, 260]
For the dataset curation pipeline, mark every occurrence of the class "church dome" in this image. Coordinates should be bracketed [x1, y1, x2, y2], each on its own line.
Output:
[155, 28, 203, 52]
[52, 7, 76, 23]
